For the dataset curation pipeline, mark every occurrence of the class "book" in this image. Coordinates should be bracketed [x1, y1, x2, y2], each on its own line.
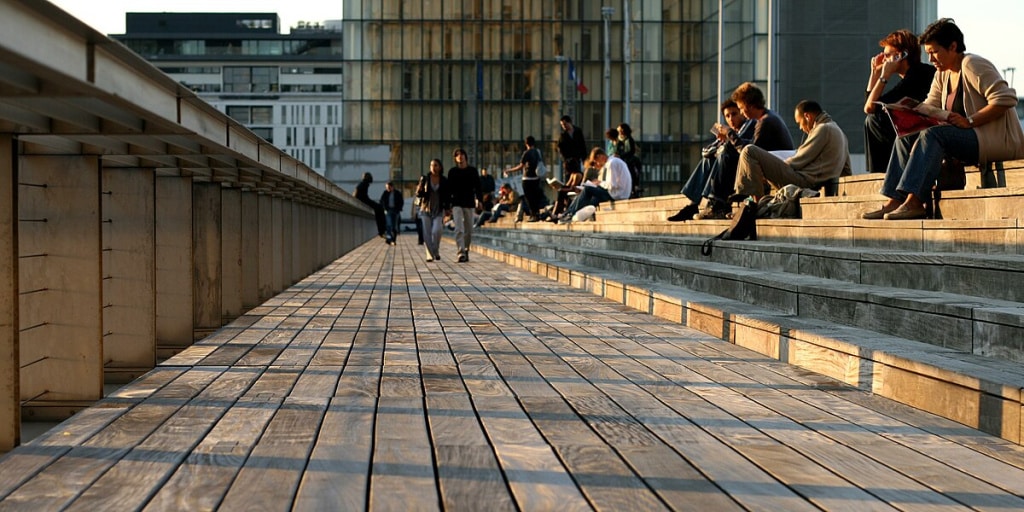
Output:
[876, 97, 949, 137]
[546, 176, 564, 189]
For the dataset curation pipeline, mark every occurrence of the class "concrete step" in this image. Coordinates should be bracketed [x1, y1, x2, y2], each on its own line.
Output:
[803, 187, 1024, 221]
[493, 230, 1024, 304]
[474, 229, 1024, 363]
[469, 234, 1024, 446]
[838, 160, 1024, 197]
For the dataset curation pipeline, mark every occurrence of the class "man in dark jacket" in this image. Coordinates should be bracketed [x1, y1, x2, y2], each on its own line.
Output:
[447, 148, 481, 262]
[379, 181, 404, 245]
[557, 115, 587, 176]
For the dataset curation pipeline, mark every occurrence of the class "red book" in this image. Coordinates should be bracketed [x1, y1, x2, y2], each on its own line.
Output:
[877, 97, 949, 137]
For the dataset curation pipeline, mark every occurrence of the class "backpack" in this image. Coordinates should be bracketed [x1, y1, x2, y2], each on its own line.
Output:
[534, 148, 547, 178]
[701, 199, 757, 256]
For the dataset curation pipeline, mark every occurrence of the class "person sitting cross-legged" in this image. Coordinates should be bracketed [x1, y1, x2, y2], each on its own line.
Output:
[732, 100, 852, 203]
[556, 147, 632, 224]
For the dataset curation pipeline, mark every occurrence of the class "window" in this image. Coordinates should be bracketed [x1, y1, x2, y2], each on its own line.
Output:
[223, 66, 279, 93]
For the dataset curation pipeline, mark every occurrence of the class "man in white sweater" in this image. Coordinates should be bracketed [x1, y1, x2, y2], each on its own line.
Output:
[556, 148, 632, 223]
[731, 100, 852, 202]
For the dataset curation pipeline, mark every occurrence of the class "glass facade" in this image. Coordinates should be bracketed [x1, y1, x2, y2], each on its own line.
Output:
[340, 0, 933, 194]
[341, 0, 757, 195]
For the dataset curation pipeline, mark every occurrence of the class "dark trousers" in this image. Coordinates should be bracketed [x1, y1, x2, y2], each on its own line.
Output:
[865, 110, 896, 173]
[521, 179, 546, 218]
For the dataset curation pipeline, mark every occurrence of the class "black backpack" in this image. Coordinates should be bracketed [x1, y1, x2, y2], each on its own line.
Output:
[701, 200, 757, 256]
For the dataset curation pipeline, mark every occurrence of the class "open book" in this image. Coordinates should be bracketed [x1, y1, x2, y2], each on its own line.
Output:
[546, 176, 564, 189]
[876, 97, 949, 137]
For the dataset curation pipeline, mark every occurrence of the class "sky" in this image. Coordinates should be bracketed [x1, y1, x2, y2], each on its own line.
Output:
[48, 0, 1024, 88]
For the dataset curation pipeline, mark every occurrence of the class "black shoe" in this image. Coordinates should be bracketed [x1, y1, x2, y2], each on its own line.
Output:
[667, 203, 699, 222]
[457, 253, 468, 263]
[726, 193, 749, 204]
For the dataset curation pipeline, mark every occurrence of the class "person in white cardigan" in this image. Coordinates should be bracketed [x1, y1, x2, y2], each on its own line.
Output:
[863, 18, 1024, 220]
[555, 147, 632, 223]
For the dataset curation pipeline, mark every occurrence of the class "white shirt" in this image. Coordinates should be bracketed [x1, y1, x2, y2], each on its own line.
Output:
[600, 155, 632, 200]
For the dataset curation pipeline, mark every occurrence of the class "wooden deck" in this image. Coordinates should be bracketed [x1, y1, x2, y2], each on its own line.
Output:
[3, 236, 1024, 511]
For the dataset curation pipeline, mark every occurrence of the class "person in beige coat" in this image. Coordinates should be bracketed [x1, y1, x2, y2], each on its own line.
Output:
[732, 100, 851, 202]
[864, 18, 1024, 220]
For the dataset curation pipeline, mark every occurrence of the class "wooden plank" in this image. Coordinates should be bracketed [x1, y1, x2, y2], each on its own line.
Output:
[293, 395, 376, 510]
[369, 396, 439, 511]
[217, 396, 327, 511]
[62, 367, 265, 511]
[143, 366, 300, 510]
[0, 367, 208, 509]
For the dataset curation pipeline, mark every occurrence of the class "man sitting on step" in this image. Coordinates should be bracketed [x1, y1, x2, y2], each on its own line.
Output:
[555, 147, 631, 223]
[668, 99, 754, 222]
[731, 100, 852, 204]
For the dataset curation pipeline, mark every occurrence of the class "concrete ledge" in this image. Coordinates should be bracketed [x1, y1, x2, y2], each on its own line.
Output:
[471, 240, 1024, 445]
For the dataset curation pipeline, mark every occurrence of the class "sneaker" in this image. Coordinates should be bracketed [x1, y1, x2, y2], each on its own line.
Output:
[694, 206, 731, 220]
[667, 203, 699, 222]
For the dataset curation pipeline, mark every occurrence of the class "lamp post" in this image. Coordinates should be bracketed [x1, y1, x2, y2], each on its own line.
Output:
[602, 6, 614, 134]
[623, 0, 631, 125]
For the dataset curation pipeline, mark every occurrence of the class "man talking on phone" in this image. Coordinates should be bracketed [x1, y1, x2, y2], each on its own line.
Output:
[863, 29, 936, 173]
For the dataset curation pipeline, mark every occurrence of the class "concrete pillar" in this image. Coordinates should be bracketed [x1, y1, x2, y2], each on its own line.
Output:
[240, 190, 259, 310]
[101, 168, 156, 383]
[257, 193, 274, 301]
[282, 198, 294, 286]
[192, 182, 222, 339]
[220, 187, 242, 323]
[19, 155, 102, 420]
[271, 197, 284, 293]
[155, 176, 193, 359]
[0, 136, 18, 451]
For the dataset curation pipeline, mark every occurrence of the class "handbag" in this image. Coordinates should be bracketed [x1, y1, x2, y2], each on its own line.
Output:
[701, 200, 757, 256]
[936, 157, 966, 191]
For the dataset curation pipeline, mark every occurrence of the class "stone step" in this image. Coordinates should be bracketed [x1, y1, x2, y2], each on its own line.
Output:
[475, 229, 1024, 363]
[469, 234, 1024, 445]
[803, 187, 1024, 221]
[838, 160, 1024, 197]
[493, 229, 1024, 305]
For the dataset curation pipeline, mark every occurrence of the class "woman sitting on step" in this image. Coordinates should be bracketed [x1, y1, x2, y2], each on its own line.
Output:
[863, 19, 1024, 221]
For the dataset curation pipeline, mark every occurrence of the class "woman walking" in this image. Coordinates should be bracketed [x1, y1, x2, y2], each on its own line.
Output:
[416, 158, 451, 262]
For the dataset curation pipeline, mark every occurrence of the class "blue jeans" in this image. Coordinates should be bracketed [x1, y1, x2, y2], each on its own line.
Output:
[680, 149, 738, 205]
[562, 186, 612, 219]
[881, 125, 979, 201]
[384, 209, 401, 241]
[680, 157, 715, 203]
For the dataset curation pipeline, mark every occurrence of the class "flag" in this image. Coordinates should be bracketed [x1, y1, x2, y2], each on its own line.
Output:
[569, 59, 588, 95]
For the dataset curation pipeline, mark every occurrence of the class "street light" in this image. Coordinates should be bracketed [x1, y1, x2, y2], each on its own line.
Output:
[1003, 67, 1016, 89]
[602, 6, 614, 134]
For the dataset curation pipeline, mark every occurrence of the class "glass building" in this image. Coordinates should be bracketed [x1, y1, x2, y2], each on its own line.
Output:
[113, 13, 344, 176]
[340, 0, 934, 196]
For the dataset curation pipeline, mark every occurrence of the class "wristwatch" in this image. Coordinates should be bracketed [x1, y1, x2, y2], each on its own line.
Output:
[878, 77, 888, 84]
[967, 116, 975, 126]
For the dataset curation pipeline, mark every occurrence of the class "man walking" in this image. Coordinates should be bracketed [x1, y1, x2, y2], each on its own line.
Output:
[379, 181, 403, 245]
[447, 148, 481, 263]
